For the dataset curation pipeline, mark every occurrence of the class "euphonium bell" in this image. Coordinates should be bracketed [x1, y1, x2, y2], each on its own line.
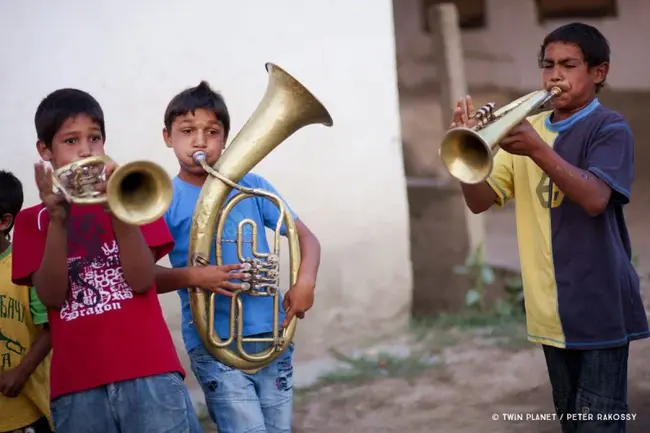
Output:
[439, 86, 562, 184]
[187, 62, 333, 373]
[52, 155, 173, 225]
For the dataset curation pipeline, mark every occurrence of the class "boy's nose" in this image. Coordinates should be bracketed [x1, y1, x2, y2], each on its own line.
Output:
[194, 135, 207, 148]
[78, 143, 92, 157]
[550, 68, 564, 82]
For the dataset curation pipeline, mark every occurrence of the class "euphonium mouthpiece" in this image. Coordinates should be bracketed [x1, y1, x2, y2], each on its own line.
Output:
[193, 151, 207, 165]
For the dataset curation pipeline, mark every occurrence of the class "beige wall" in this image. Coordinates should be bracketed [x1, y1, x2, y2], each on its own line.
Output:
[395, 0, 650, 92]
[0, 0, 412, 363]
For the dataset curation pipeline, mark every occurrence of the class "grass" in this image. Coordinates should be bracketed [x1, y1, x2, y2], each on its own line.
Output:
[411, 309, 524, 330]
[410, 309, 527, 347]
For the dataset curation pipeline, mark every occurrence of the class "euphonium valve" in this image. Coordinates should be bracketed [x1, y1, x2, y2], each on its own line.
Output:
[187, 63, 333, 373]
[439, 86, 562, 184]
[52, 155, 173, 225]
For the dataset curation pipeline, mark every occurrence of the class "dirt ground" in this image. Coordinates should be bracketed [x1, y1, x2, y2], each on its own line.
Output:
[292, 337, 650, 433]
[289, 88, 650, 433]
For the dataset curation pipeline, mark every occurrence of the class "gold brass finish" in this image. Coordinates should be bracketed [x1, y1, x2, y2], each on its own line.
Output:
[52, 155, 173, 225]
[187, 62, 333, 373]
[439, 86, 562, 184]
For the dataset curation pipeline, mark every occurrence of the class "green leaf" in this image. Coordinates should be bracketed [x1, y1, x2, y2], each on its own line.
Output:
[453, 265, 469, 275]
[465, 289, 481, 307]
[495, 299, 513, 316]
[480, 266, 495, 284]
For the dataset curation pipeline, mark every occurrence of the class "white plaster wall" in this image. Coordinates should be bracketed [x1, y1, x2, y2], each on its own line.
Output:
[395, 0, 650, 92]
[0, 0, 412, 364]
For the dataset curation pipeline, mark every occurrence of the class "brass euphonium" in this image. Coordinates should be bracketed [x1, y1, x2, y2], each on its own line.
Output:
[439, 86, 562, 184]
[187, 63, 333, 373]
[52, 155, 173, 225]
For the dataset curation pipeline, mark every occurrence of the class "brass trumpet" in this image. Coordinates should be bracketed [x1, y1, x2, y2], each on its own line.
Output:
[439, 86, 562, 184]
[52, 155, 173, 225]
[187, 63, 333, 373]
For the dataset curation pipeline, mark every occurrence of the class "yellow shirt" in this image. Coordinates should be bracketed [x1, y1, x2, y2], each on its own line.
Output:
[0, 246, 52, 431]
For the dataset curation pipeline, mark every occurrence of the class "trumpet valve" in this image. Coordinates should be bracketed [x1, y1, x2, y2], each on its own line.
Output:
[473, 102, 496, 127]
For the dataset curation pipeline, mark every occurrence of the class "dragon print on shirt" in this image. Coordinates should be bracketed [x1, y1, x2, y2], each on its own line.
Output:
[59, 212, 133, 322]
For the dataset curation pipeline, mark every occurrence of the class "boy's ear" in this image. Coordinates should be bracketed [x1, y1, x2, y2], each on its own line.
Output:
[593, 62, 609, 87]
[0, 213, 13, 233]
[163, 128, 172, 148]
[36, 140, 52, 161]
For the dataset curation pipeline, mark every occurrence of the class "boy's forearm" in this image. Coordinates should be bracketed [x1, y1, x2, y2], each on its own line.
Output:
[460, 182, 497, 214]
[34, 222, 69, 309]
[14, 326, 51, 380]
[296, 226, 321, 286]
[112, 217, 155, 293]
[155, 265, 198, 294]
[531, 145, 611, 217]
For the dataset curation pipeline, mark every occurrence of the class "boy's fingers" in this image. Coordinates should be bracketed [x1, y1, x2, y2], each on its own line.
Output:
[207, 287, 235, 297]
[220, 282, 244, 291]
[466, 95, 475, 114]
[34, 163, 44, 185]
[459, 98, 468, 124]
[226, 273, 249, 283]
[224, 263, 244, 271]
[452, 107, 463, 126]
[281, 309, 295, 329]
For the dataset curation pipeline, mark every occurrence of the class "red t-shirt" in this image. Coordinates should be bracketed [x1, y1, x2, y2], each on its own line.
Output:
[11, 203, 185, 400]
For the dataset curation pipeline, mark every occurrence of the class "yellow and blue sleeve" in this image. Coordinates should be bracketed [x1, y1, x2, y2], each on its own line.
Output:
[486, 149, 515, 206]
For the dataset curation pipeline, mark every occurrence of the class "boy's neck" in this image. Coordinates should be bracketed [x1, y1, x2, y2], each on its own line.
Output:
[0, 237, 10, 256]
[178, 170, 209, 187]
[551, 95, 597, 122]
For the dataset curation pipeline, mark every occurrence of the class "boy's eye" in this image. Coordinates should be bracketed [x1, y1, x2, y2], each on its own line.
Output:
[207, 129, 220, 136]
[64, 138, 78, 144]
[181, 128, 193, 134]
[90, 135, 102, 142]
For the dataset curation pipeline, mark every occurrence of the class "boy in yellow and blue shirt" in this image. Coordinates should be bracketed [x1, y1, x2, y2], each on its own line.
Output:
[0, 170, 53, 433]
[456, 23, 646, 433]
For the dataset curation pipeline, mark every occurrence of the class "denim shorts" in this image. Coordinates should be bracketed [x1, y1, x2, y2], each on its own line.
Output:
[189, 334, 294, 433]
[50, 372, 201, 433]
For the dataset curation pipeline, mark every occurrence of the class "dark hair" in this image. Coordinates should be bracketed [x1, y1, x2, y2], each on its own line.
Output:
[0, 170, 24, 236]
[538, 22, 611, 93]
[34, 88, 106, 149]
[164, 80, 230, 139]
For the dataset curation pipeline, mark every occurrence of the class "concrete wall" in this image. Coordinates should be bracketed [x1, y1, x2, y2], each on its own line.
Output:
[0, 0, 412, 363]
[395, 0, 650, 93]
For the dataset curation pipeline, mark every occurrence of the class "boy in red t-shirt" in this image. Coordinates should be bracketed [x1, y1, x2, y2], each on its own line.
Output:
[11, 88, 201, 433]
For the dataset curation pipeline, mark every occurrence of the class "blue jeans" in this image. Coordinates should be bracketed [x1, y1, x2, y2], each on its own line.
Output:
[543, 344, 629, 433]
[189, 334, 294, 433]
[50, 372, 201, 433]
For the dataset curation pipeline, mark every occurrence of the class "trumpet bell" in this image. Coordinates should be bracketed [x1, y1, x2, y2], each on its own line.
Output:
[106, 161, 174, 225]
[439, 86, 562, 184]
[439, 127, 493, 185]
